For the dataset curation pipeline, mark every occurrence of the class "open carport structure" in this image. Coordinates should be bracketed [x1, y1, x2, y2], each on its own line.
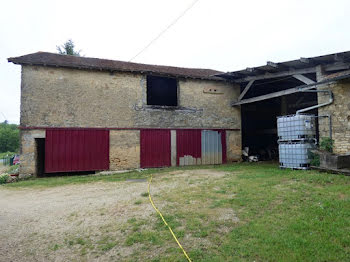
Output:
[216, 51, 350, 158]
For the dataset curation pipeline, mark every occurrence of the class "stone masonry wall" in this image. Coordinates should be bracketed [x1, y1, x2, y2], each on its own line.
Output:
[226, 130, 242, 162]
[318, 79, 350, 154]
[21, 66, 241, 129]
[20, 129, 45, 175]
[110, 130, 140, 170]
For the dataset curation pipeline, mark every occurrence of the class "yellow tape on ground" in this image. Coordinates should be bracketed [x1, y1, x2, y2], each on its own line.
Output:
[148, 174, 192, 262]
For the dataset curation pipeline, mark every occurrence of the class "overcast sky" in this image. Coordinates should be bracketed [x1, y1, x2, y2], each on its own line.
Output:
[1, 0, 349, 124]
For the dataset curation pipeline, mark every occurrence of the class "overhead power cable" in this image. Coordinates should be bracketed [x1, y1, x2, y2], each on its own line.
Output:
[129, 0, 200, 62]
[1, 112, 7, 121]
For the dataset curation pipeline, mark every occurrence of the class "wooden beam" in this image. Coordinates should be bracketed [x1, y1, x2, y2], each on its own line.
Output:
[238, 80, 255, 101]
[234, 67, 315, 82]
[293, 74, 315, 84]
[326, 62, 350, 71]
[231, 72, 350, 106]
[231, 85, 316, 106]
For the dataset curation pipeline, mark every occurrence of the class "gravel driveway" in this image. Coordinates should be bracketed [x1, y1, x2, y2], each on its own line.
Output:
[0, 169, 228, 261]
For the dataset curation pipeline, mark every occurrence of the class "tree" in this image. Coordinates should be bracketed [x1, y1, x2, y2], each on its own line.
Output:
[0, 122, 19, 153]
[56, 39, 81, 56]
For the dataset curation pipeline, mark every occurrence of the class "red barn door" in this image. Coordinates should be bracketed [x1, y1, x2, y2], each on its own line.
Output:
[140, 129, 171, 168]
[45, 129, 109, 173]
[176, 129, 201, 166]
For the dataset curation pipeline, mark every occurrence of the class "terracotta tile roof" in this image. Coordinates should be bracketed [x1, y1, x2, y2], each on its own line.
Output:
[8, 52, 224, 81]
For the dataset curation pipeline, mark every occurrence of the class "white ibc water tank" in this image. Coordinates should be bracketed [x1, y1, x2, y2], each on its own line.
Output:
[277, 114, 316, 141]
[279, 142, 315, 169]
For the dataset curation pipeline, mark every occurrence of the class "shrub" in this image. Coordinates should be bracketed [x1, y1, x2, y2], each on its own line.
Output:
[0, 174, 9, 184]
[6, 165, 19, 174]
[320, 137, 334, 153]
[0, 151, 16, 159]
[309, 151, 320, 166]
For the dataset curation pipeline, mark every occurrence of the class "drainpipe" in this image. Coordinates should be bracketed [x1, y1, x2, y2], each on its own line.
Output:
[315, 114, 332, 141]
[296, 90, 333, 115]
[296, 89, 333, 140]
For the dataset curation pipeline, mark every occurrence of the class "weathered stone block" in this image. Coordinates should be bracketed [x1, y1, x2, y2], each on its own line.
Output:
[319, 152, 350, 169]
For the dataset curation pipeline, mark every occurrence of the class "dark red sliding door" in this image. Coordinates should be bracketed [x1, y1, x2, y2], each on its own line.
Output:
[45, 129, 109, 173]
[140, 129, 171, 168]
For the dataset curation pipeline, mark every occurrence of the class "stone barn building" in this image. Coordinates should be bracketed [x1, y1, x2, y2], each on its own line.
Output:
[8, 50, 350, 176]
[8, 52, 242, 176]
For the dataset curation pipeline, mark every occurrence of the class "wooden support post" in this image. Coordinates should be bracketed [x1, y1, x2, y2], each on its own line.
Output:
[316, 65, 325, 82]
[281, 96, 288, 115]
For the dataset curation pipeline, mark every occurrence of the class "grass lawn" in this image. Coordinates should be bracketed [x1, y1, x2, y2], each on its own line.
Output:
[2, 163, 350, 261]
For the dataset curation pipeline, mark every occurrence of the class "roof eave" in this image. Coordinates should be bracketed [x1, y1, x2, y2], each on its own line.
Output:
[9, 59, 224, 82]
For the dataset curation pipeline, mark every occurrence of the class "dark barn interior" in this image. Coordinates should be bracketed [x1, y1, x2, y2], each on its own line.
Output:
[215, 53, 350, 161]
[35, 138, 45, 177]
[240, 76, 318, 160]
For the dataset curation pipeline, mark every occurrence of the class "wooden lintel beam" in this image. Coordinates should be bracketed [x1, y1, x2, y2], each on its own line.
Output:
[238, 80, 255, 101]
[293, 74, 315, 85]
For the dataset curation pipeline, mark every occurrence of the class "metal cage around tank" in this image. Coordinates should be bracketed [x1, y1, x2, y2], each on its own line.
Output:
[277, 114, 316, 169]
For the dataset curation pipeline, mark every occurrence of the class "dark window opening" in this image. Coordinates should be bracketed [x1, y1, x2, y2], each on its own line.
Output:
[147, 75, 178, 106]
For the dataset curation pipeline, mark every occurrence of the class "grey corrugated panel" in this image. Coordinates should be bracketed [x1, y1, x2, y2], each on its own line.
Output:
[201, 130, 222, 165]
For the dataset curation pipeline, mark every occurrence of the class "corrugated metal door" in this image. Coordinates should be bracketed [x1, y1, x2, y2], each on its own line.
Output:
[176, 129, 201, 166]
[140, 129, 171, 168]
[45, 129, 109, 173]
[201, 130, 223, 165]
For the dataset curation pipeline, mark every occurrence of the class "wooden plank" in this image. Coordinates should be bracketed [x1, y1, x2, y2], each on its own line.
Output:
[238, 80, 254, 101]
[234, 67, 315, 82]
[232, 62, 350, 83]
[293, 74, 315, 84]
